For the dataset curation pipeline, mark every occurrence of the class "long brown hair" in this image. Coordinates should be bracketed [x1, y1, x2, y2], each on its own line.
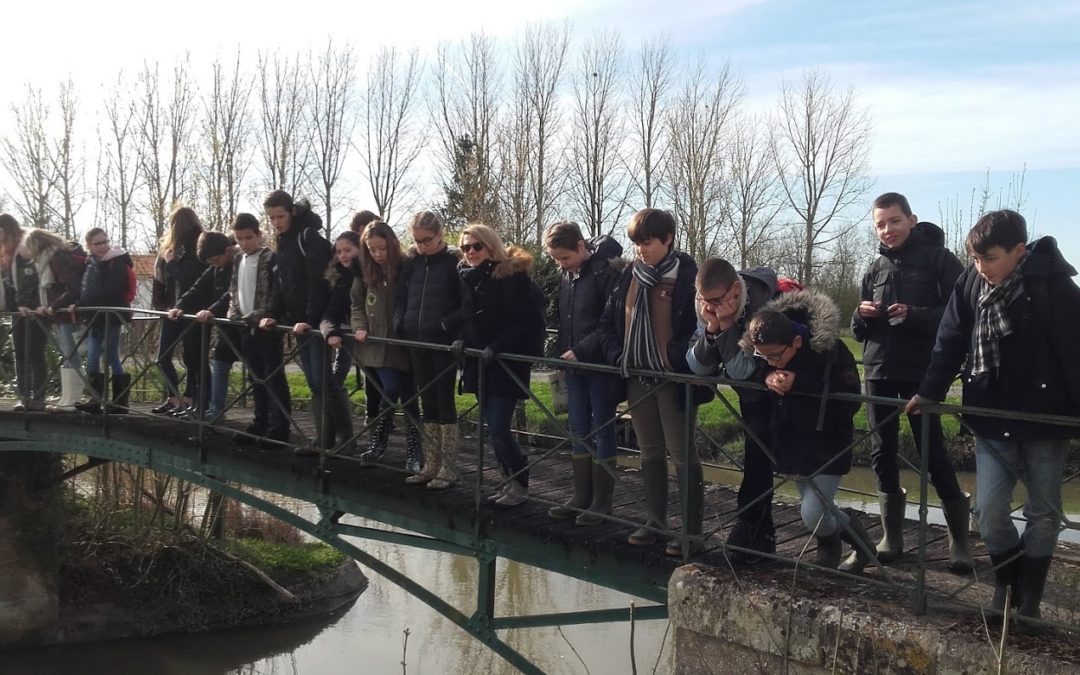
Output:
[24, 228, 69, 260]
[0, 213, 23, 253]
[160, 205, 205, 254]
[359, 221, 404, 287]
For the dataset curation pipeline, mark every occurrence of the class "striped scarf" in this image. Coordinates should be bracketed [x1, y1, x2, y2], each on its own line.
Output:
[971, 255, 1028, 376]
[622, 251, 678, 377]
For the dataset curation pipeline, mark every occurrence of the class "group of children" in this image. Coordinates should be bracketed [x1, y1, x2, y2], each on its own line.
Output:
[1, 188, 1074, 623]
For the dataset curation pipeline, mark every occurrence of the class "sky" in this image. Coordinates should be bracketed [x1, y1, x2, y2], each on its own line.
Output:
[0, 0, 1077, 261]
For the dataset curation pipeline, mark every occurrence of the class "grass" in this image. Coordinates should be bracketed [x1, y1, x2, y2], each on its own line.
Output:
[226, 538, 347, 581]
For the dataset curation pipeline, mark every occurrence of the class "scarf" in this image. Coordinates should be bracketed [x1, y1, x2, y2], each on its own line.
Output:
[971, 255, 1028, 376]
[622, 250, 679, 377]
[36, 250, 55, 309]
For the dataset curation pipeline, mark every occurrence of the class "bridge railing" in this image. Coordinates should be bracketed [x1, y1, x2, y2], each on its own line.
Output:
[2, 306, 1077, 633]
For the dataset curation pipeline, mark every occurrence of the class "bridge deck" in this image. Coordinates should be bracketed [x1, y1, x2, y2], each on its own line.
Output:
[2, 401, 1078, 634]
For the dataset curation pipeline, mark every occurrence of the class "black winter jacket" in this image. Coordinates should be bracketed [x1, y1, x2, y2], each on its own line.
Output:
[739, 290, 862, 476]
[394, 244, 466, 344]
[159, 234, 208, 309]
[78, 246, 134, 329]
[852, 222, 963, 382]
[320, 262, 357, 340]
[456, 247, 546, 400]
[554, 236, 625, 364]
[269, 209, 332, 326]
[177, 262, 232, 316]
[918, 236, 1080, 441]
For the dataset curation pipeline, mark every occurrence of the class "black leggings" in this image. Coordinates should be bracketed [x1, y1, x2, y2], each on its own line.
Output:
[409, 349, 457, 424]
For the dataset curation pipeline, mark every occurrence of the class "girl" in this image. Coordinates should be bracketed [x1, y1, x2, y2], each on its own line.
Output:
[456, 224, 546, 507]
[74, 228, 134, 415]
[22, 229, 86, 412]
[0, 215, 48, 411]
[394, 212, 467, 490]
[153, 206, 207, 416]
[740, 292, 871, 570]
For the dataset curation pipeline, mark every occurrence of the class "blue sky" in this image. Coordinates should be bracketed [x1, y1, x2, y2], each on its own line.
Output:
[1, 0, 1077, 260]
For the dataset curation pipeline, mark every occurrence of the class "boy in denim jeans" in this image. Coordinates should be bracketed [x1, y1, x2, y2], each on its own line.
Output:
[908, 210, 1080, 623]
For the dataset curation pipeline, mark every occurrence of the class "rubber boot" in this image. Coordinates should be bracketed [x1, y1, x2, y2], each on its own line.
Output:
[47, 368, 83, 412]
[837, 508, 875, 574]
[814, 532, 843, 568]
[427, 423, 458, 490]
[1017, 556, 1052, 622]
[875, 489, 906, 563]
[107, 373, 131, 414]
[666, 464, 704, 556]
[941, 492, 975, 574]
[361, 415, 392, 464]
[576, 459, 616, 526]
[328, 392, 355, 453]
[406, 422, 441, 485]
[548, 456, 593, 519]
[628, 458, 668, 546]
[297, 396, 326, 456]
[404, 418, 423, 474]
[989, 548, 1023, 615]
[76, 373, 106, 415]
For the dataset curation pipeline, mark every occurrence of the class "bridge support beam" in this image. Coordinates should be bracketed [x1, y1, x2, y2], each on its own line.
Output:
[0, 452, 62, 646]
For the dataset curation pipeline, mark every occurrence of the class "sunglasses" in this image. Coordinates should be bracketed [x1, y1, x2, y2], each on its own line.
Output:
[460, 242, 486, 253]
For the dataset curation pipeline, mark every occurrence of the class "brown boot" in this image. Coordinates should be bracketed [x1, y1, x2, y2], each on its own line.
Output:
[576, 459, 616, 526]
[427, 423, 458, 490]
[405, 422, 441, 485]
[549, 456, 593, 519]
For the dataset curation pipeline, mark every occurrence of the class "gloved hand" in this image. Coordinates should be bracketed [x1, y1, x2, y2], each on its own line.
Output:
[481, 347, 496, 366]
[450, 339, 466, 358]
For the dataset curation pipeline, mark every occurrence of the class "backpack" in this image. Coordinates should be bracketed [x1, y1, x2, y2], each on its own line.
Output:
[775, 276, 805, 295]
[123, 263, 138, 305]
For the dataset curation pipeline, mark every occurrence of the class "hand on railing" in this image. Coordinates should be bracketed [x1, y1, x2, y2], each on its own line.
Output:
[354, 329, 368, 343]
[167, 308, 184, 321]
[258, 318, 277, 331]
[293, 322, 312, 335]
[559, 349, 577, 361]
[194, 310, 214, 323]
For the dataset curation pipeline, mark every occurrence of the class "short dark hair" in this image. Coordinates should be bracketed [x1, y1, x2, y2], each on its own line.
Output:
[544, 221, 585, 251]
[263, 189, 294, 210]
[696, 258, 738, 292]
[85, 227, 107, 244]
[748, 308, 796, 347]
[409, 210, 443, 235]
[349, 210, 380, 233]
[966, 210, 1027, 254]
[872, 192, 913, 217]
[232, 212, 260, 233]
[197, 231, 231, 262]
[627, 208, 676, 245]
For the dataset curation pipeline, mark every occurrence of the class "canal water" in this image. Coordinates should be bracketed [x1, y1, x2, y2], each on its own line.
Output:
[6, 466, 1079, 674]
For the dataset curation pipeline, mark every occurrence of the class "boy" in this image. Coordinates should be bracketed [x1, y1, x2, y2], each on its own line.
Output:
[908, 210, 1080, 622]
[687, 258, 780, 564]
[232, 214, 292, 446]
[168, 231, 240, 421]
[597, 208, 711, 555]
[851, 192, 971, 573]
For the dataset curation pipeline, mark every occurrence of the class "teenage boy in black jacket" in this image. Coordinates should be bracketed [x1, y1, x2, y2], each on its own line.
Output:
[908, 210, 1080, 624]
[850, 192, 971, 573]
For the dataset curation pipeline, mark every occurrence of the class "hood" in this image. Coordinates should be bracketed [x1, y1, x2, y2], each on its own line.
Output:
[101, 245, 129, 263]
[584, 235, 627, 275]
[740, 266, 778, 296]
[1023, 236, 1077, 279]
[491, 245, 533, 280]
[881, 221, 945, 256]
[739, 288, 842, 355]
[325, 260, 357, 285]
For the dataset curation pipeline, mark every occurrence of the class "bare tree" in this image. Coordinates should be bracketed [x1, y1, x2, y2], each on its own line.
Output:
[495, 78, 535, 244]
[308, 40, 357, 235]
[2, 84, 57, 229]
[724, 115, 783, 268]
[49, 79, 85, 240]
[361, 46, 424, 224]
[568, 30, 628, 237]
[200, 52, 253, 230]
[628, 37, 674, 209]
[430, 33, 501, 229]
[666, 57, 742, 260]
[138, 57, 197, 247]
[256, 50, 311, 197]
[771, 69, 873, 284]
[100, 72, 143, 249]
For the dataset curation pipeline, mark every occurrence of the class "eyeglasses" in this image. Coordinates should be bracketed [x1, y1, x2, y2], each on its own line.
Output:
[460, 242, 486, 253]
[753, 344, 791, 362]
[414, 234, 437, 246]
[90, 240, 109, 247]
[696, 284, 735, 308]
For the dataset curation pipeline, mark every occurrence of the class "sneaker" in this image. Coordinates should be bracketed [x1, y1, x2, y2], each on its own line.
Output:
[151, 400, 177, 415]
[725, 518, 776, 566]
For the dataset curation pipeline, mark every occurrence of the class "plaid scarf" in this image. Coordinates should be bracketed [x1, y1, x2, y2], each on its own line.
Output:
[971, 255, 1028, 376]
[622, 250, 679, 377]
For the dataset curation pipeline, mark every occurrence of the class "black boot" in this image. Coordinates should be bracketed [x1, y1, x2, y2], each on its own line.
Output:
[628, 459, 668, 546]
[666, 464, 704, 557]
[576, 459, 616, 526]
[549, 456, 593, 520]
[76, 373, 106, 415]
[1017, 555, 1052, 622]
[327, 393, 355, 453]
[403, 418, 423, 474]
[107, 373, 131, 414]
[814, 532, 843, 568]
[989, 548, 1023, 615]
[837, 508, 875, 574]
[361, 414, 392, 465]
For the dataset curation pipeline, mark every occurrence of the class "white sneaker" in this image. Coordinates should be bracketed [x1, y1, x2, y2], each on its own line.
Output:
[495, 481, 528, 508]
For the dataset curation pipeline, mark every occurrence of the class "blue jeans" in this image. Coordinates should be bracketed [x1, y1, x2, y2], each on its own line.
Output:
[55, 322, 82, 370]
[795, 474, 848, 536]
[208, 359, 232, 415]
[87, 322, 123, 375]
[297, 334, 349, 396]
[564, 370, 620, 461]
[482, 394, 528, 485]
[974, 438, 1066, 558]
[374, 367, 421, 418]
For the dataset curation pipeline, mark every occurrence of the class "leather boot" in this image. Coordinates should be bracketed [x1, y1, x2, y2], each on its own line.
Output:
[76, 373, 106, 415]
[875, 490, 906, 563]
[328, 392, 355, 453]
[941, 492, 975, 574]
[814, 532, 843, 568]
[361, 414, 391, 464]
[989, 548, 1023, 615]
[107, 373, 131, 414]
[404, 418, 423, 474]
[427, 423, 458, 490]
[576, 459, 616, 526]
[548, 456, 593, 519]
[666, 464, 705, 556]
[1017, 556, 1052, 622]
[47, 368, 84, 412]
[406, 422, 442, 485]
[838, 508, 875, 574]
[628, 458, 668, 546]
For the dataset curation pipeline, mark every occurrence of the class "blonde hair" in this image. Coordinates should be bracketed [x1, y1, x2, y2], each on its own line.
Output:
[460, 224, 509, 263]
[24, 228, 68, 260]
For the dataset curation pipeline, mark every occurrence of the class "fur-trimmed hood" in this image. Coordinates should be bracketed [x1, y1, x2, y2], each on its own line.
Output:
[739, 288, 842, 355]
[491, 244, 533, 280]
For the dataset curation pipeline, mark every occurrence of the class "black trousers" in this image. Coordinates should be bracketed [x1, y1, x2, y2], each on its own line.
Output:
[13, 316, 47, 403]
[735, 395, 775, 532]
[242, 328, 292, 435]
[409, 349, 457, 424]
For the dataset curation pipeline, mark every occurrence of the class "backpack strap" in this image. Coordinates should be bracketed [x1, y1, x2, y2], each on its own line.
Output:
[815, 342, 840, 431]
